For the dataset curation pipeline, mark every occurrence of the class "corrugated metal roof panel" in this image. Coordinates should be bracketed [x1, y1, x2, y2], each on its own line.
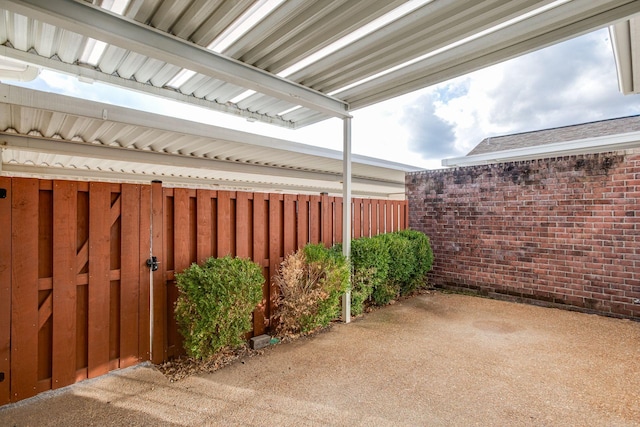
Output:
[2, 0, 637, 128]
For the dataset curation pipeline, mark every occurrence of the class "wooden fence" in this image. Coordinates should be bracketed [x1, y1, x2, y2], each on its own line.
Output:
[0, 177, 408, 404]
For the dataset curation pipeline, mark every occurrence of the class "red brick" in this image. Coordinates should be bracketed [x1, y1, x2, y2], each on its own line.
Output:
[408, 152, 639, 320]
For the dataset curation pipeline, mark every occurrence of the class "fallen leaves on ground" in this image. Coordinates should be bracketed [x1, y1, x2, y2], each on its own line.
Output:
[157, 346, 264, 382]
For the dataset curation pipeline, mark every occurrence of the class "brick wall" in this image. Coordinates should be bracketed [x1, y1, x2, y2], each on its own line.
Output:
[407, 151, 640, 320]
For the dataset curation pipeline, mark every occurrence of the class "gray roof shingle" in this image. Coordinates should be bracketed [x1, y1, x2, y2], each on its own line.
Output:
[467, 115, 640, 156]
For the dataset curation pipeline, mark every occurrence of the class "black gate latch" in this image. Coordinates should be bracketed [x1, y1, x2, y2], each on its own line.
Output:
[146, 256, 159, 271]
[0, 188, 6, 199]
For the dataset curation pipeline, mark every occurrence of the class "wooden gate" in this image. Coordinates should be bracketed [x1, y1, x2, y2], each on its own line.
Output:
[0, 178, 151, 404]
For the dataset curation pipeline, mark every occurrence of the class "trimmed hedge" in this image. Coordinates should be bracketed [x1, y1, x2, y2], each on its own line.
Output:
[174, 256, 264, 360]
[349, 230, 434, 307]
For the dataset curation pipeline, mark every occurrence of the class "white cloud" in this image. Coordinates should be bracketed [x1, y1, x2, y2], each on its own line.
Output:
[399, 28, 640, 167]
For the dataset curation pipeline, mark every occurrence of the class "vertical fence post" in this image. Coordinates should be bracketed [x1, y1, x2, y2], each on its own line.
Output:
[138, 184, 151, 362]
[150, 180, 165, 364]
[0, 177, 11, 404]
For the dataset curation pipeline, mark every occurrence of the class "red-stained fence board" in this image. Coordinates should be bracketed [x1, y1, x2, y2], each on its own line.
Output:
[309, 195, 320, 244]
[403, 201, 409, 230]
[87, 182, 110, 379]
[362, 199, 371, 238]
[52, 180, 78, 388]
[236, 192, 251, 259]
[196, 190, 212, 263]
[168, 188, 190, 359]
[353, 198, 362, 239]
[173, 189, 190, 273]
[150, 182, 165, 364]
[11, 178, 39, 401]
[0, 178, 11, 404]
[334, 198, 343, 244]
[386, 200, 393, 233]
[268, 194, 282, 322]
[297, 195, 309, 248]
[119, 184, 140, 368]
[138, 185, 151, 362]
[321, 195, 332, 247]
[371, 200, 380, 236]
[217, 191, 232, 257]
[283, 194, 296, 256]
[252, 193, 268, 336]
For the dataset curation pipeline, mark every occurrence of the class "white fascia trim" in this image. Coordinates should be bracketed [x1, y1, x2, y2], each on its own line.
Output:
[1, 0, 350, 119]
[442, 131, 640, 167]
[609, 21, 634, 94]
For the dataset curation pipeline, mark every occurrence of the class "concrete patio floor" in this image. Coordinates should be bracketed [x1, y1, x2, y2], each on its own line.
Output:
[1, 292, 639, 426]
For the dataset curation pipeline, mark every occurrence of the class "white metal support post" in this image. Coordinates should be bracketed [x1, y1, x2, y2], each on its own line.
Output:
[341, 117, 352, 323]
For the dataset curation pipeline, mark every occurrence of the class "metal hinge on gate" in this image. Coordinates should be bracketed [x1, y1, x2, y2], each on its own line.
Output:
[146, 256, 159, 271]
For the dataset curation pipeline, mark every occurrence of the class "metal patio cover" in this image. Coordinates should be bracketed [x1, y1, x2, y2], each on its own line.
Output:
[1, 0, 639, 129]
[0, 83, 415, 197]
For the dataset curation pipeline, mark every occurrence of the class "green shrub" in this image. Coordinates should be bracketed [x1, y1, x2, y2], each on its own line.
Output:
[330, 243, 369, 316]
[348, 230, 434, 306]
[349, 267, 375, 316]
[350, 236, 390, 305]
[395, 229, 434, 290]
[174, 256, 264, 360]
[371, 280, 399, 306]
[378, 233, 416, 295]
[274, 244, 349, 336]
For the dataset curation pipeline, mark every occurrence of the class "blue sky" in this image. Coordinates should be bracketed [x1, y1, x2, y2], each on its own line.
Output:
[10, 27, 640, 170]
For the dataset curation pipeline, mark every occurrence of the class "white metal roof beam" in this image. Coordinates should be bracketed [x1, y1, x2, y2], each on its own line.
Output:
[0, 47, 298, 127]
[0, 0, 350, 119]
[0, 133, 404, 190]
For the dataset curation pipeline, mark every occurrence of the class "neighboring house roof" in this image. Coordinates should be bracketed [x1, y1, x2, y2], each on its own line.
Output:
[0, 84, 418, 198]
[468, 115, 640, 155]
[442, 115, 640, 167]
[0, 0, 636, 128]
